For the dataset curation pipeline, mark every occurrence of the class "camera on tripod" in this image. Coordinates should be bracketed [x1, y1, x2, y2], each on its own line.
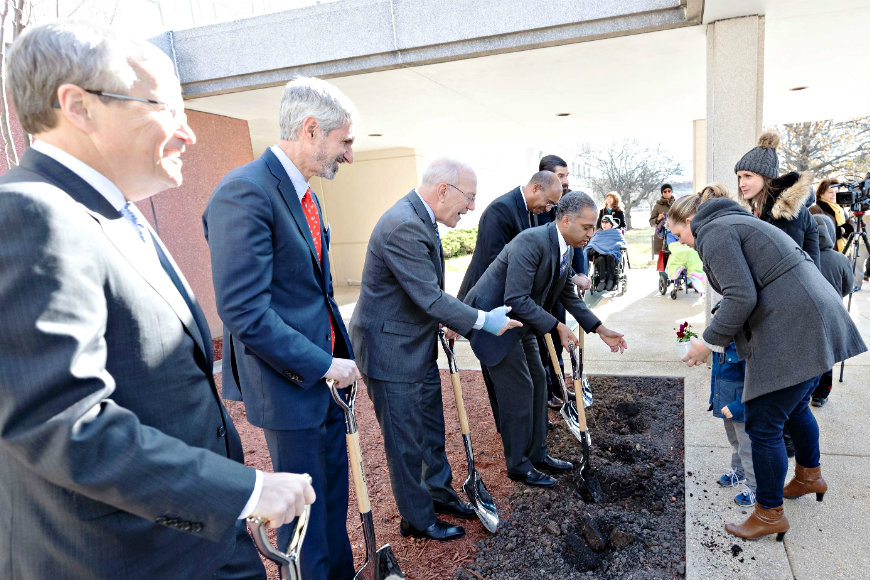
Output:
[834, 174, 870, 212]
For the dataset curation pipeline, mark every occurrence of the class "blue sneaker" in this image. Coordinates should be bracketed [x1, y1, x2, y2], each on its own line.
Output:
[717, 469, 746, 487]
[734, 486, 756, 507]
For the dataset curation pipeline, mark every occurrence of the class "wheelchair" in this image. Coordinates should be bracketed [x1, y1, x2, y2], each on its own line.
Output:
[590, 246, 630, 296]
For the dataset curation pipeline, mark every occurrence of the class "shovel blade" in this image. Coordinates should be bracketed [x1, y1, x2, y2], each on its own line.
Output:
[463, 471, 499, 533]
[354, 544, 404, 580]
[559, 404, 586, 445]
[579, 439, 605, 504]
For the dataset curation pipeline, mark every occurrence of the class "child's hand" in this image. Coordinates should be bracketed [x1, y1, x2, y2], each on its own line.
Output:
[721, 406, 733, 419]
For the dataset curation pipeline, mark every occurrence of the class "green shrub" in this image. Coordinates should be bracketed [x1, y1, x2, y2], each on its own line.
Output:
[441, 227, 478, 259]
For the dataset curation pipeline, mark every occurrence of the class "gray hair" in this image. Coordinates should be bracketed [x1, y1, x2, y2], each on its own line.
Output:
[420, 157, 474, 188]
[8, 20, 157, 134]
[279, 76, 359, 140]
[555, 191, 597, 219]
[528, 170, 559, 190]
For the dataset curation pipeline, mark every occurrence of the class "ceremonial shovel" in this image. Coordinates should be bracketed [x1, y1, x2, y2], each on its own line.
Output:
[247, 504, 310, 580]
[543, 334, 604, 503]
[438, 329, 499, 533]
[328, 380, 404, 580]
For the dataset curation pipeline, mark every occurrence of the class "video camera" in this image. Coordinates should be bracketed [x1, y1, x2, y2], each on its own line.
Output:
[835, 174, 870, 212]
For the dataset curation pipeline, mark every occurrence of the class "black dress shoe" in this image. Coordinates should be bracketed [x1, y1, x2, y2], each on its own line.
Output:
[533, 455, 574, 473]
[433, 498, 476, 519]
[399, 518, 465, 541]
[507, 468, 556, 487]
[547, 396, 564, 410]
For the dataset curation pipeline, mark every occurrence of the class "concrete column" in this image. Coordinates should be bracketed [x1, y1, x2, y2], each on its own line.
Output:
[692, 119, 706, 193]
[315, 147, 424, 287]
[705, 15, 764, 190]
[704, 16, 764, 325]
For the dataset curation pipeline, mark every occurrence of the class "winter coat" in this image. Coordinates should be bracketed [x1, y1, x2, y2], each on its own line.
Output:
[597, 207, 626, 230]
[814, 214, 854, 297]
[691, 198, 866, 402]
[810, 199, 852, 253]
[756, 171, 820, 269]
[709, 342, 746, 422]
[649, 196, 673, 227]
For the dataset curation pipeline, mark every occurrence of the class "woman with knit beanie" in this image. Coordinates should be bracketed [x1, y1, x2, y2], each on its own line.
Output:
[668, 190, 866, 542]
[734, 131, 820, 268]
[650, 183, 674, 256]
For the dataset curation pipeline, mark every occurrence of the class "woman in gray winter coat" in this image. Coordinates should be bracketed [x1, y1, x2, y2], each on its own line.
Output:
[668, 192, 866, 542]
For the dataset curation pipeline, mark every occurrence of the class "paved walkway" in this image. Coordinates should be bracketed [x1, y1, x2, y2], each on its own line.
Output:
[336, 264, 870, 579]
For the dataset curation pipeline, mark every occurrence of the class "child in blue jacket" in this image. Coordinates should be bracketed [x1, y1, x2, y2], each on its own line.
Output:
[710, 337, 756, 507]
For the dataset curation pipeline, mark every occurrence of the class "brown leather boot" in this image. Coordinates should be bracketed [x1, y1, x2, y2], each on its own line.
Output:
[725, 504, 789, 541]
[784, 464, 827, 501]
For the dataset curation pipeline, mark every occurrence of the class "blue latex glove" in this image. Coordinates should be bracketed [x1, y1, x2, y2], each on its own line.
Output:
[482, 305, 512, 335]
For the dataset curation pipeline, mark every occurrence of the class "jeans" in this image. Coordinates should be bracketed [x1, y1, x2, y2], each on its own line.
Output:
[744, 377, 820, 509]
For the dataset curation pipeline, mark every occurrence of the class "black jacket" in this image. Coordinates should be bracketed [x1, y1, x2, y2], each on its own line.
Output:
[458, 186, 534, 300]
[757, 171, 820, 269]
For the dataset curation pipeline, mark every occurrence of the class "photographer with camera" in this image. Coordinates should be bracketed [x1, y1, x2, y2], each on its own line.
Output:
[810, 178, 853, 253]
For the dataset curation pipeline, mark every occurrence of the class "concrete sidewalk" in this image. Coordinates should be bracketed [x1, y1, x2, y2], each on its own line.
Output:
[338, 265, 870, 579]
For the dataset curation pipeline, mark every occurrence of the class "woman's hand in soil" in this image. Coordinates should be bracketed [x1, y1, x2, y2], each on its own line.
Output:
[682, 337, 711, 366]
[252, 472, 317, 527]
[596, 325, 627, 353]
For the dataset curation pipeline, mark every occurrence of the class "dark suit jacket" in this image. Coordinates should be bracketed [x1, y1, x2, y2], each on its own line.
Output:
[463, 222, 601, 367]
[349, 191, 479, 382]
[458, 186, 533, 300]
[204, 148, 352, 430]
[0, 149, 254, 580]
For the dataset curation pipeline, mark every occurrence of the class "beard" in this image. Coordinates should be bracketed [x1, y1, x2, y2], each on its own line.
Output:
[313, 147, 343, 180]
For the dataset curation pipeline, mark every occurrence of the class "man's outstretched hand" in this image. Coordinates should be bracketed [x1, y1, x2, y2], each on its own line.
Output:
[596, 325, 627, 353]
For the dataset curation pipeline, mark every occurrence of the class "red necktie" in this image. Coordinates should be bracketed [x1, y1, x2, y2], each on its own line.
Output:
[301, 188, 335, 352]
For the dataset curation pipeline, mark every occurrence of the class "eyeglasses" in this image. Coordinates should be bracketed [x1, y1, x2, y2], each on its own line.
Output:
[544, 200, 559, 210]
[447, 183, 476, 205]
[82, 89, 185, 123]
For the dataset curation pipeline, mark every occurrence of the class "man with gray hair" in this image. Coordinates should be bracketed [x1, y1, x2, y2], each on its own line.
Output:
[349, 158, 521, 542]
[464, 192, 628, 487]
[204, 75, 360, 579]
[0, 21, 314, 580]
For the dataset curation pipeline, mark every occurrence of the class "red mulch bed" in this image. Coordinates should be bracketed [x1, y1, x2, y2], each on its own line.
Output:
[220, 368, 515, 580]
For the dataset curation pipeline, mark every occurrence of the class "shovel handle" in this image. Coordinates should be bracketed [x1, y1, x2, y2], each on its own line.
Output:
[347, 431, 371, 513]
[543, 334, 563, 388]
[439, 329, 471, 435]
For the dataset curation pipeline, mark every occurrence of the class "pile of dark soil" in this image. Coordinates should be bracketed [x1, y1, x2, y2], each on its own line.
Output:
[458, 376, 686, 580]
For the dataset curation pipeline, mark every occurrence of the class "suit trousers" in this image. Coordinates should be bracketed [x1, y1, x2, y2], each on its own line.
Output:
[487, 332, 549, 474]
[364, 363, 461, 530]
[262, 400, 354, 580]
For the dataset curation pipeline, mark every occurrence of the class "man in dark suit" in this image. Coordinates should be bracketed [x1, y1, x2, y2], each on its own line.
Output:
[0, 22, 313, 580]
[457, 170, 563, 429]
[464, 192, 628, 487]
[535, 154, 592, 409]
[349, 158, 521, 542]
[204, 76, 360, 580]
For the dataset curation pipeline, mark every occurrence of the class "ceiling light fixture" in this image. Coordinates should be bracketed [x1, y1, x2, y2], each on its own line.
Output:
[368, 133, 383, 137]
[556, 113, 571, 117]
[789, 86, 808, 92]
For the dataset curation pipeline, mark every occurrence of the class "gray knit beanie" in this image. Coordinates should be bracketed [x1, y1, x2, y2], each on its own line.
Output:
[734, 131, 780, 178]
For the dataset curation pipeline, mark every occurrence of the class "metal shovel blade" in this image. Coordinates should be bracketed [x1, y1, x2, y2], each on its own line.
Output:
[568, 342, 605, 504]
[354, 513, 404, 580]
[543, 334, 585, 446]
[439, 329, 499, 533]
[247, 504, 310, 580]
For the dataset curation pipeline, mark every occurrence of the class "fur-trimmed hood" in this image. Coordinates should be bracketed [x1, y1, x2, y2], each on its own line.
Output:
[762, 171, 814, 221]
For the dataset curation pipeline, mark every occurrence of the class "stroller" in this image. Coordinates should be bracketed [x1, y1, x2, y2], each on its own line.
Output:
[656, 219, 692, 300]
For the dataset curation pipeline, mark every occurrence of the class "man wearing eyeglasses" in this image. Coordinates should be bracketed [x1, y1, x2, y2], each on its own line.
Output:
[0, 21, 314, 580]
[349, 158, 521, 542]
[456, 170, 563, 430]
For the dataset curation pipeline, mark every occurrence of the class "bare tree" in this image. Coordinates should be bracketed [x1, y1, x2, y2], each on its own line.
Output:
[778, 117, 870, 181]
[578, 139, 682, 229]
[1, 0, 31, 170]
